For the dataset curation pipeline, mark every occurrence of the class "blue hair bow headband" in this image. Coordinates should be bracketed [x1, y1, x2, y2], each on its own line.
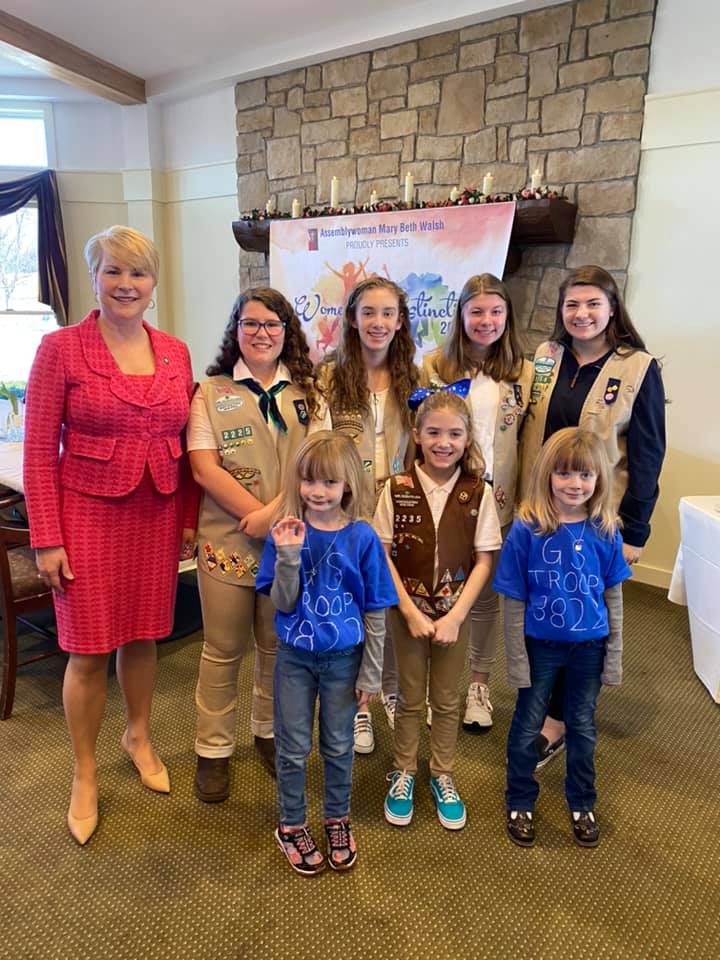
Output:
[407, 378, 471, 412]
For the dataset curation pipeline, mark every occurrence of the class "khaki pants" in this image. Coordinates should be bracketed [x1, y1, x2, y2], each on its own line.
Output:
[390, 607, 470, 777]
[194, 568, 277, 756]
[468, 524, 508, 674]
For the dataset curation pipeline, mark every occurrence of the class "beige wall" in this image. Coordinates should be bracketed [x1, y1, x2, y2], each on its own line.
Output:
[626, 88, 720, 586]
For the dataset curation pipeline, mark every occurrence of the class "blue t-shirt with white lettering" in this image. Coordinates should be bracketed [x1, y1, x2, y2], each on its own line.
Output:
[493, 518, 631, 642]
[256, 520, 398, 654]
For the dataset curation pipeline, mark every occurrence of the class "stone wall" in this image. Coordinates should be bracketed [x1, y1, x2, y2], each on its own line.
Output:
[235, 0, 656, 348]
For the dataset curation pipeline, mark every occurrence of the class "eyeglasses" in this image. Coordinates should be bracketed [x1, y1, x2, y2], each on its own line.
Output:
[237, 319, 286, 337]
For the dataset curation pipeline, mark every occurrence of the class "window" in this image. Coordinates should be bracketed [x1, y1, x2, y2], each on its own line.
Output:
[0, 103, 55, 168]
[0, 207, 58, 432]
[0, 103, 58, 433]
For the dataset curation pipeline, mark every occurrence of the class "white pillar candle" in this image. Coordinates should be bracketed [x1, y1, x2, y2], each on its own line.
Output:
[370, 189, 378, 206]
[291, 197, 302, 218]
[265, 198, 275, 215]
[482, 172, 494, 196]
[330, 176, 339, 208]
[450, 186, 459, 202]
[404, 172, 415, 204]
[531, 168, 543, 190]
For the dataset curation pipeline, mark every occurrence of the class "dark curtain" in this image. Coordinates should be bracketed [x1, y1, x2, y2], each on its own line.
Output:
[0, 169, 69, 326]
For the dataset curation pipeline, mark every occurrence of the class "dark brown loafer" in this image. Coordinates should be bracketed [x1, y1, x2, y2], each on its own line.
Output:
[570, 810, 600, 847]
[254, 736, 276, 778]
[194, 756, 230, 803]
[507, 809, 535, 847]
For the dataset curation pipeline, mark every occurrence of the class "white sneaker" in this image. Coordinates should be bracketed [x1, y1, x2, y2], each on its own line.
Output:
[463, 682, 493, 729]
[353, 711, 375, 754]
[382, 693, 397, 730]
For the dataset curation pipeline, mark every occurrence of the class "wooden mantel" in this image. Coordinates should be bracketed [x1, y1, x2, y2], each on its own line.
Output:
[232, 198, 577, 274]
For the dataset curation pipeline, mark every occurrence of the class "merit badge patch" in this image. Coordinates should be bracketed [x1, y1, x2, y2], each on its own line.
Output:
[293, 399, 309, 425]
[215, 395, 245, 413]
[604, 378, 621, 405]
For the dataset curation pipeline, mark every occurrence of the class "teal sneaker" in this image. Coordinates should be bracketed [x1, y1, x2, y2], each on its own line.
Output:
[430, 775, 467, 830]
[384, 770, 415, 826]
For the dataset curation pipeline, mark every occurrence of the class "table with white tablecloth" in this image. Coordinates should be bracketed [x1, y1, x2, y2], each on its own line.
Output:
[669, 496, 720, 703]
[0, 441, 23, 493]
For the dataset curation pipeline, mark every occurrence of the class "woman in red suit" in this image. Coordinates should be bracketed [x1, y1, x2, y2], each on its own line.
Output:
[23, 226, 197, 845]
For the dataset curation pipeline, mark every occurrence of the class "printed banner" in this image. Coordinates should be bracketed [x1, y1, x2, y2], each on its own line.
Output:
[269, 202, 516, 364]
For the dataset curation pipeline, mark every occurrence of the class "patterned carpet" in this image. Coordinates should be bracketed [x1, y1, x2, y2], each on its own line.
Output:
[1, 581, 718, 960]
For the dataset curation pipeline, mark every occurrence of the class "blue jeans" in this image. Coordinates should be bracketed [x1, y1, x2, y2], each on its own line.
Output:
[506, 637, 605, 812]
[273, 641, 362, 826]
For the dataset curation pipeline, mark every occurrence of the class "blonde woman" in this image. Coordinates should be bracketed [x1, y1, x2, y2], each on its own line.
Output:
[24, 226, 197, 844]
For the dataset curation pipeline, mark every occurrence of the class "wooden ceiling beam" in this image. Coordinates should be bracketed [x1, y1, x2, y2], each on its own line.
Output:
[0, 11, 145, 105]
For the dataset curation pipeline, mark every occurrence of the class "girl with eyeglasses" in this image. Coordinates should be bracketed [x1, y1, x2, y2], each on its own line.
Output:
[187, 288, 317, 801]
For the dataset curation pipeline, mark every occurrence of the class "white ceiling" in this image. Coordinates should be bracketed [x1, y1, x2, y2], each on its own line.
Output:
[0, 0, 553, 102]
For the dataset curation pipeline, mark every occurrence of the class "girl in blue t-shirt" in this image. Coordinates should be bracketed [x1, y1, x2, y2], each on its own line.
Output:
[494, 427, 631, 849]
[256, 431, 397, 876]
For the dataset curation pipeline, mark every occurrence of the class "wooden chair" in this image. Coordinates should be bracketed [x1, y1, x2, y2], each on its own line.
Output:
[0, 508, 59, 719]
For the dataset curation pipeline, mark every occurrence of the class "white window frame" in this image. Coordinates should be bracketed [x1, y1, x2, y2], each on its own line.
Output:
[0, 101, 56, 170]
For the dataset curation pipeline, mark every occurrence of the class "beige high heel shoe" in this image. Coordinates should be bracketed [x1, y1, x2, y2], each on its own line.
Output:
[120, 732, 170, 794]
[67, 808, 98, 846]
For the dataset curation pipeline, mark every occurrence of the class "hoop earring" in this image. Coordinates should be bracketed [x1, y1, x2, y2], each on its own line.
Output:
[148, 298, 156, 310]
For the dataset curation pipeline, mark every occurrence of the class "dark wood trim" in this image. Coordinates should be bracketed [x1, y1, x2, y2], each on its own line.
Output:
[232, 199, 578, 260]
[0, 11, 145, 105]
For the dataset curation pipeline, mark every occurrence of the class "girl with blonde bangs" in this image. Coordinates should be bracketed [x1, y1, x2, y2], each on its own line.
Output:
[282, 431, 365, 523]
[313, 276, 420, 753]
[494, 427, 631, 849]
[422, 273, 534, 735]
[256, 432, 397, 875]
[519, 428, 616, 538]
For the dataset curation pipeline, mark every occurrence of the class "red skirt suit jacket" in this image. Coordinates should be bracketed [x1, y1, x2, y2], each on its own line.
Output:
[23, 311, 199, 652]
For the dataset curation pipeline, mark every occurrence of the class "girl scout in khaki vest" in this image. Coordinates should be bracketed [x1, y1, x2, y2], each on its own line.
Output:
[187, 289, 317, 802]
[313, 277, 419, 755]
[518, 264, 665, 764]
[422, 274, 533, 733]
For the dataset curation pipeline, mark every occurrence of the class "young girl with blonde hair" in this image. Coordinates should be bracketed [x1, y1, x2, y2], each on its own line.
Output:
[494, 428, 631, 849]
[422, 273, 533, 731]
[314, 276, 419, 752]
[256, 432, 397, 875]
[375, 390, 501, 830]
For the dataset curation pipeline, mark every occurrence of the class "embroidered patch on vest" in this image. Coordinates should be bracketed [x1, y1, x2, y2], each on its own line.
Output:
[215, 395, 245, 413]
[396, 474, 414, 489]
[513, 384, 523, 406]
[458, 490, 470, 503]
[293, 399, 309, 424]
[604, 378, 621, 405]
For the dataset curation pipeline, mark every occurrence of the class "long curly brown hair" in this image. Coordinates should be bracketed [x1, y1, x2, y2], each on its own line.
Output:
[316, 277, 419, 430]
[206, 288, 317, 415]
[436, 273, 525, 384]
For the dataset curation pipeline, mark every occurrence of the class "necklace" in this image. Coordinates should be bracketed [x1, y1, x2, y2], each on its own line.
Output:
[562, 519, 587, 552]
[302, 527, 343, 584]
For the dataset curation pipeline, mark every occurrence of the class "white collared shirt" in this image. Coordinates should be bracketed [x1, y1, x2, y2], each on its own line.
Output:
[187, 359, 292, 450]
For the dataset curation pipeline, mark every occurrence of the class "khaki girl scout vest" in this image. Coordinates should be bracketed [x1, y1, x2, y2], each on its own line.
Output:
[316, 361, 411, 516]
[518, 341, 653, 510]
[197, 376, 310, 586]
[421, 351, 534, 525]
[390, 466, 484, 620]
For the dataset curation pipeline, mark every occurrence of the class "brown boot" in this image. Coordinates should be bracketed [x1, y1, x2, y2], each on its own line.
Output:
[194, 756, 230, 803]
[254, 736, 276, 779]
